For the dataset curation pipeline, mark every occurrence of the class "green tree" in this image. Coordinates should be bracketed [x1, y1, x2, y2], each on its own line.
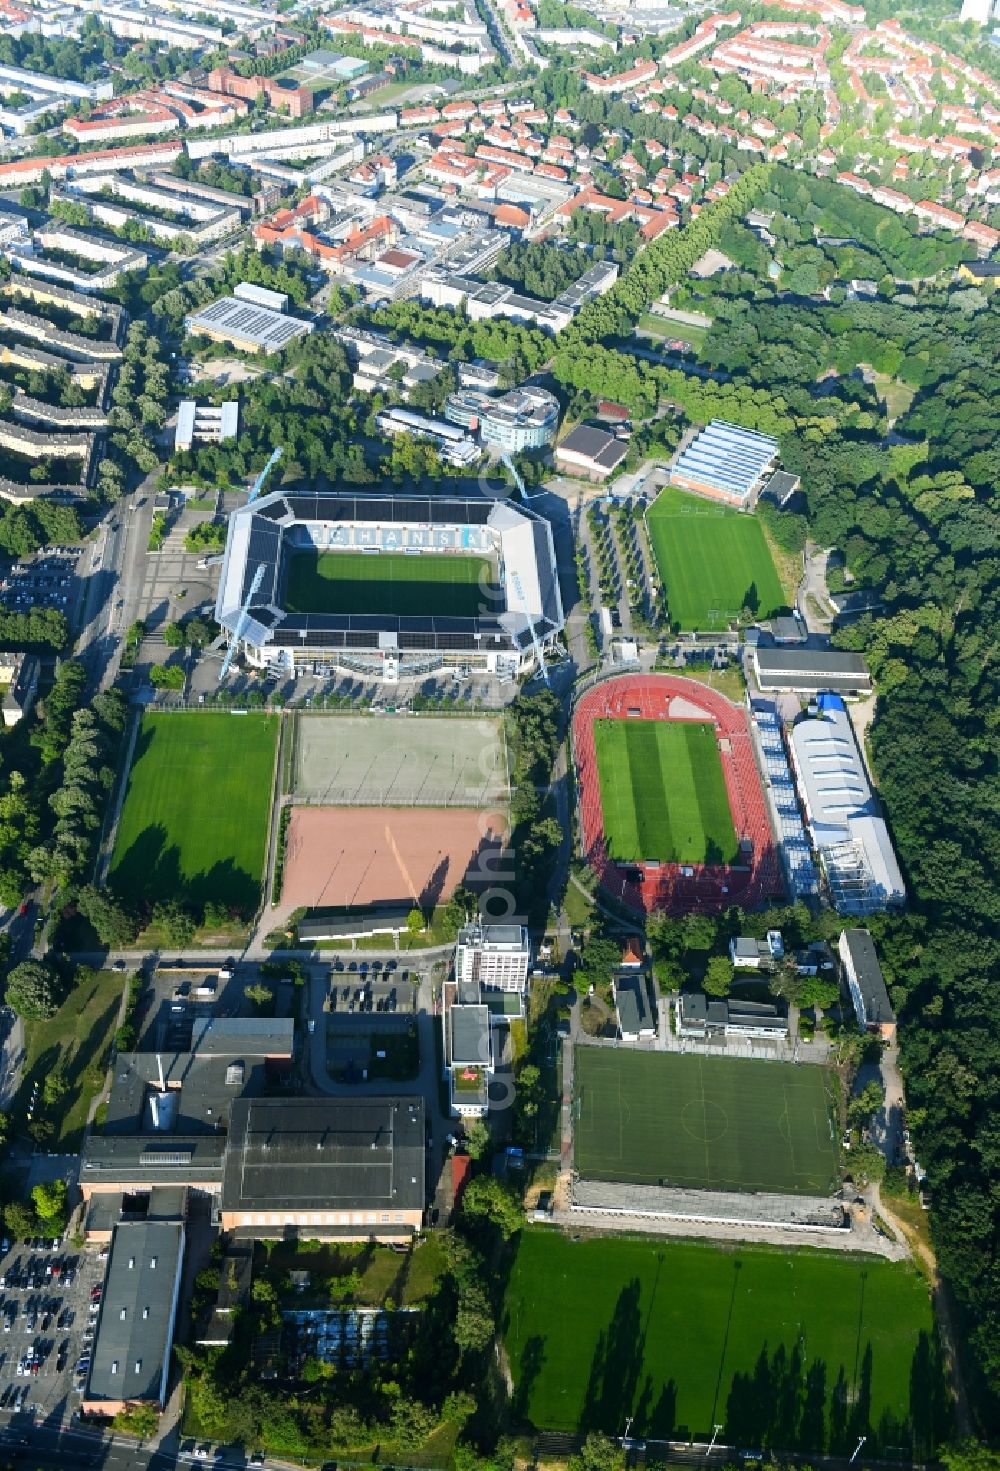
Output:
[703, 955, 733, 997]
[850, 1079, 884, 1125]
[32, 1178, 68, 1233]
[849, 1141, 886, 1187]
[245, 982, 274, 1012]
[5, 959, 62, 1020]
[75, 884, 139, 947]
[406, 907, 424, 937]
[460, 1177, 524, 1240]
[462, 1118, 491, 1161]
[151, 899, 196, 946]
[113, 1403, 159, 1438]
[4, 1201, 36, 1239]
[569, 1432, 624, 1471]
[42, 1069, 69, 1107]
[162, 622, 186, 648]
[453, 1281, 495, 1353]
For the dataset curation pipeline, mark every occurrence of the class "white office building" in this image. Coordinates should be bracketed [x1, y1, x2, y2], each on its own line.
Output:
[455, 924, 530, 993]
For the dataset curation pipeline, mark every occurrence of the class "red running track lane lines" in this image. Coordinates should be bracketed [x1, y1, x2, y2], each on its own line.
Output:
[571, 674, 785, 917]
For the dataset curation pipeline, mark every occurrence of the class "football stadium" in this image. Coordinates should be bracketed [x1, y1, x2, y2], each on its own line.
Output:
[573, 674, 784, 914]
[215, 489, 564, 681]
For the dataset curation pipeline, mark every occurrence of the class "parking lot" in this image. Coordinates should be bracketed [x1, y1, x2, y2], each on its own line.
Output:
[325, 964, 417, 1018]
[0, 548, 80, 614]
[0, 1239, 106, 1428]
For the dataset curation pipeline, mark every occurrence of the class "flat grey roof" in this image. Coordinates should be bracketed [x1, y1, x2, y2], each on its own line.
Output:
[755, 648, 870, 678]
[190, 1018, 294, 1055]
[222, 1096, 424, 1214]
[615, 973, 654, 1034]
[85, 1221, 184, 1407]
[450, 1004, 490, 1066]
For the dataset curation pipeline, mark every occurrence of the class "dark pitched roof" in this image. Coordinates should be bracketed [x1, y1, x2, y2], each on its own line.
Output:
[557, 424, 629, 470]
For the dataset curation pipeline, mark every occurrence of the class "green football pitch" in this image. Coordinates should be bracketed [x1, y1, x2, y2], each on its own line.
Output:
[646, 486, 786, 631]
[109, 713, 278, 912]
[283, 550, 499, 618]
[503, 1230, 947, 1452]
[574, 1047, 838, 1196]
[593, 717, 738, 865]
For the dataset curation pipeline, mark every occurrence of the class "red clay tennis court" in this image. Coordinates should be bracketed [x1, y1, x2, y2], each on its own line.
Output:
[281, 806, 508, 909]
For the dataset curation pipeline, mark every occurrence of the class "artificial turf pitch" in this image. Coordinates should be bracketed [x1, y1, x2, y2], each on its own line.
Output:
[503, 1230, 945, 1451]
[109, 713, 278, 912]
[646, 486, 786, 632]
[574, 1047, 838, 1197]
[593, 717, 738, 866]
[284, 550, 498, 618]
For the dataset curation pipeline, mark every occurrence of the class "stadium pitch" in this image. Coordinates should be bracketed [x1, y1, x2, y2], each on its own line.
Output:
[646, 486, 786, 631]
[504, 1230, 945, 1451]
[594, 717, 738, 866]
[574, 1047, 838, 1197]
[283, 550, 499, 618]
[109, 713, 278, 912]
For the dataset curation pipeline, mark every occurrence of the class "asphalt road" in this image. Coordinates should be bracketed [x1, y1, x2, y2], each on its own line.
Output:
[75, 481, 156, 694]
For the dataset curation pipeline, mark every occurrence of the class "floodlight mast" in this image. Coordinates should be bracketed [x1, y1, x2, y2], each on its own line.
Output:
[248, 446, 282, 504]
[219, 563, 265, 682]
[508, 566, 549, 688]
[501, 452, 527, 500]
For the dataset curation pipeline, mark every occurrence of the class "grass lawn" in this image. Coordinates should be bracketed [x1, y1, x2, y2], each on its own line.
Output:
[109, 713, 278, 913]
[503, 1229, 948, 1454]
[284, 550, 498, 619]
[257, 1235, 448, 1308]
[646, 486, 786, 631]
[594, 717, 738, 866]
[574, 1047, 838, 1196]
[635, 312, 708, 351]
[15, 968, 124, 1152]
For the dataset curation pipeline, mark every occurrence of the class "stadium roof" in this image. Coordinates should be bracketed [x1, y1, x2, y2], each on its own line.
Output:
[221, 1096, 424, 1215]
[85, 1221, 183, 1409]
[215, 488, 563, 656]
[670, 419, 780, 504]
[789, 702, 904, 910]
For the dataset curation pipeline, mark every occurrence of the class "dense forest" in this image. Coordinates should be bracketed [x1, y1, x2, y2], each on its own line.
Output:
[573, 180, 1000, 1426]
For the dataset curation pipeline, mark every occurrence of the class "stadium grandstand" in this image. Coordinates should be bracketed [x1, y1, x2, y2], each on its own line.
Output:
[788, 693, 905, 914]
[215, 488, 564, 681]
[670, 420, 780, 509]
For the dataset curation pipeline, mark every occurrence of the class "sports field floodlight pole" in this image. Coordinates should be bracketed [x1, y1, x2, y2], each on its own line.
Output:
[850, 1437, 867, 1464]
[248, 446, 282, 504]
[220, 563, 266, 682]
[707, 1425, 723, 1457]
[508, 567, 550, 688]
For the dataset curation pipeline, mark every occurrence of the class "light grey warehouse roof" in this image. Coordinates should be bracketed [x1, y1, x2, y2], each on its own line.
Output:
[85, 1221, 184, 1408]
[754, 648, 872, 694]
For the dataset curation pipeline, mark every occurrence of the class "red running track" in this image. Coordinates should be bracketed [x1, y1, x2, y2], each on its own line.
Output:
[572, 673, 785, 916]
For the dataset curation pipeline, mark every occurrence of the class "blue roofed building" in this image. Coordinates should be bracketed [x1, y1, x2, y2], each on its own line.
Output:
[669, 419, 781, 509]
